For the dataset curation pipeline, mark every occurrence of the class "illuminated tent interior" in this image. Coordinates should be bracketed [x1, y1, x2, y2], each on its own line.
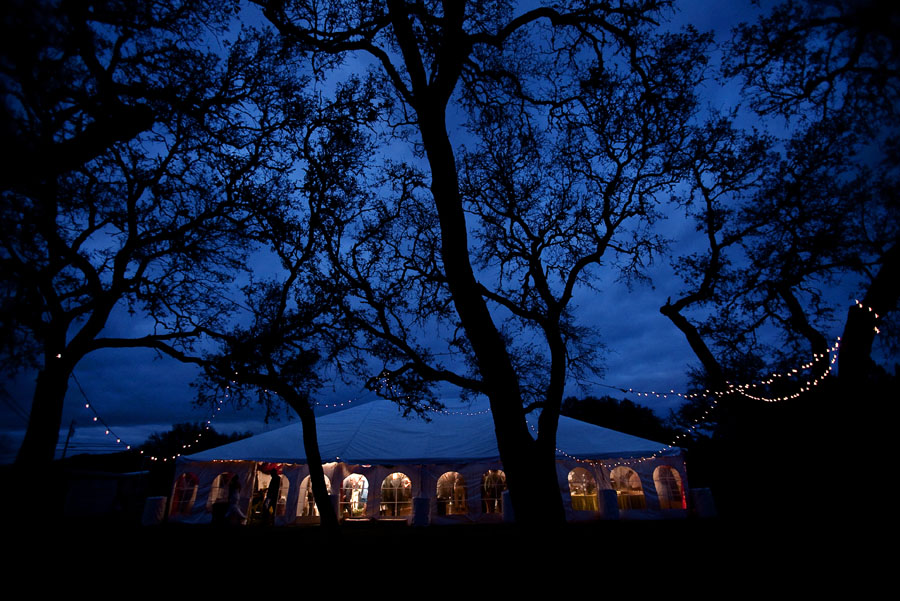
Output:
[169, 400, 688, 525]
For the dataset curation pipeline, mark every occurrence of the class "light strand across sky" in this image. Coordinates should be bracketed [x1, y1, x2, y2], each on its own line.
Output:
[72, 300, 882, 463]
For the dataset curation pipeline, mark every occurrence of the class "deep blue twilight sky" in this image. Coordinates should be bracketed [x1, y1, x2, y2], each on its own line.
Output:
[1, 1, 887, 462]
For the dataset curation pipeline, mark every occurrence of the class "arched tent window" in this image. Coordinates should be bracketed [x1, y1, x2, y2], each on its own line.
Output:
[380, 472, 413, 517]
[610, 466, 646, 510]
[436, 472, 467, 516]
[171, 472, 199, 516]
[298, 475, 332, 517]
[340, 474, 369, 518]
[653, 466, 685, 510]
[481, 470, 506, 514]
[568, 467, 599, 511]
[206, 472, 235, 510]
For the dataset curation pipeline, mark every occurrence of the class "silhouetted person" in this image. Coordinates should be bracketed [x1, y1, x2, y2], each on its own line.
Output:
[263, 468, 281, 525]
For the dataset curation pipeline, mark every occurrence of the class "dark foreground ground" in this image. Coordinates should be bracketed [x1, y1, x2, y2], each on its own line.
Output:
[4, 515, 874, 588]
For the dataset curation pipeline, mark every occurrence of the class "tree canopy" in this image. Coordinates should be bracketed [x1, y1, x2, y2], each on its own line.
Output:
[243, 0, 721, 522]
[661, 0, 899, 397]
[2, 1, 896, 523]
[0, 0, 286, 465]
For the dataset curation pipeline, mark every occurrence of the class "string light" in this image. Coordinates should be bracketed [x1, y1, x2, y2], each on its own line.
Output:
[374, 331, 855, 464]
[314, 396, 365, 409]
[71, 299, 884, 465]
[434, 407, 492, 416]
[223, 379, 372, 410]
[415, 302, 885, 461]
[365, 299, 883, 467]
[855, 299, 880, 320]
[73, 374, 131, 452]
[525, 418, 664, 468]
[81, 376, 379, 462]
[624, 337, 844, 404]
[75, 375, 224, 462]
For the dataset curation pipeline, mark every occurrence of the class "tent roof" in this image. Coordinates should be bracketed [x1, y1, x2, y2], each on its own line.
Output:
[183, 400, 678, 464]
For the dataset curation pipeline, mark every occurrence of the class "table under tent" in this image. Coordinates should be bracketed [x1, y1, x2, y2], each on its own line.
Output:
[168, 399, 689, 525]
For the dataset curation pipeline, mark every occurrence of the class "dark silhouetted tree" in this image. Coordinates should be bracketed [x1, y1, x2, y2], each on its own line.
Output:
[191, 79, 383, 530]
[0, 1, 280, 467]
[662, 0, 898, 401]
[723, 0, 900, 389]
[140, 422, 252, 460]
[252, 0, 712, 523]
[660, 114, 778, 392]
[561, 395, 676, 444]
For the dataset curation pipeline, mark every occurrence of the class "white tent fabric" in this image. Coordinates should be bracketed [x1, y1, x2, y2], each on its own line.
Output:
[171, 400, 689, 525]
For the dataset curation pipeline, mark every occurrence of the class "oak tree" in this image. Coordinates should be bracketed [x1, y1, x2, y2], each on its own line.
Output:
[253, 0, 710, 522]
[662, 0, 899, 399]
[724, 0, 900, 388]
[0, 0, 280, 466]
[194, 81, 381, 529]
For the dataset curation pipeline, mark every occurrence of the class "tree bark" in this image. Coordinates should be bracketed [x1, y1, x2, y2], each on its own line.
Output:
[421, 104, 562, 523]
[16, 363, 73, 467]
[282, 390, 339, 529]
[385, 4, 566, 523]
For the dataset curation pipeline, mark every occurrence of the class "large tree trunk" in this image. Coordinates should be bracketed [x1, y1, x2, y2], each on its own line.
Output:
[283, 391, 339, 530]
[833, 242, 899, 513]
[16, 360, 73, 468]
[413, 94, 564, 523]
[384, 2, 566, 523]
[534, 321, 568, 523]
[423, 109, 562, 522]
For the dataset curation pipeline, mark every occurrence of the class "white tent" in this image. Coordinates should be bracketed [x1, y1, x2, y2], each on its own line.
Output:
[169, 400, 689, 525]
